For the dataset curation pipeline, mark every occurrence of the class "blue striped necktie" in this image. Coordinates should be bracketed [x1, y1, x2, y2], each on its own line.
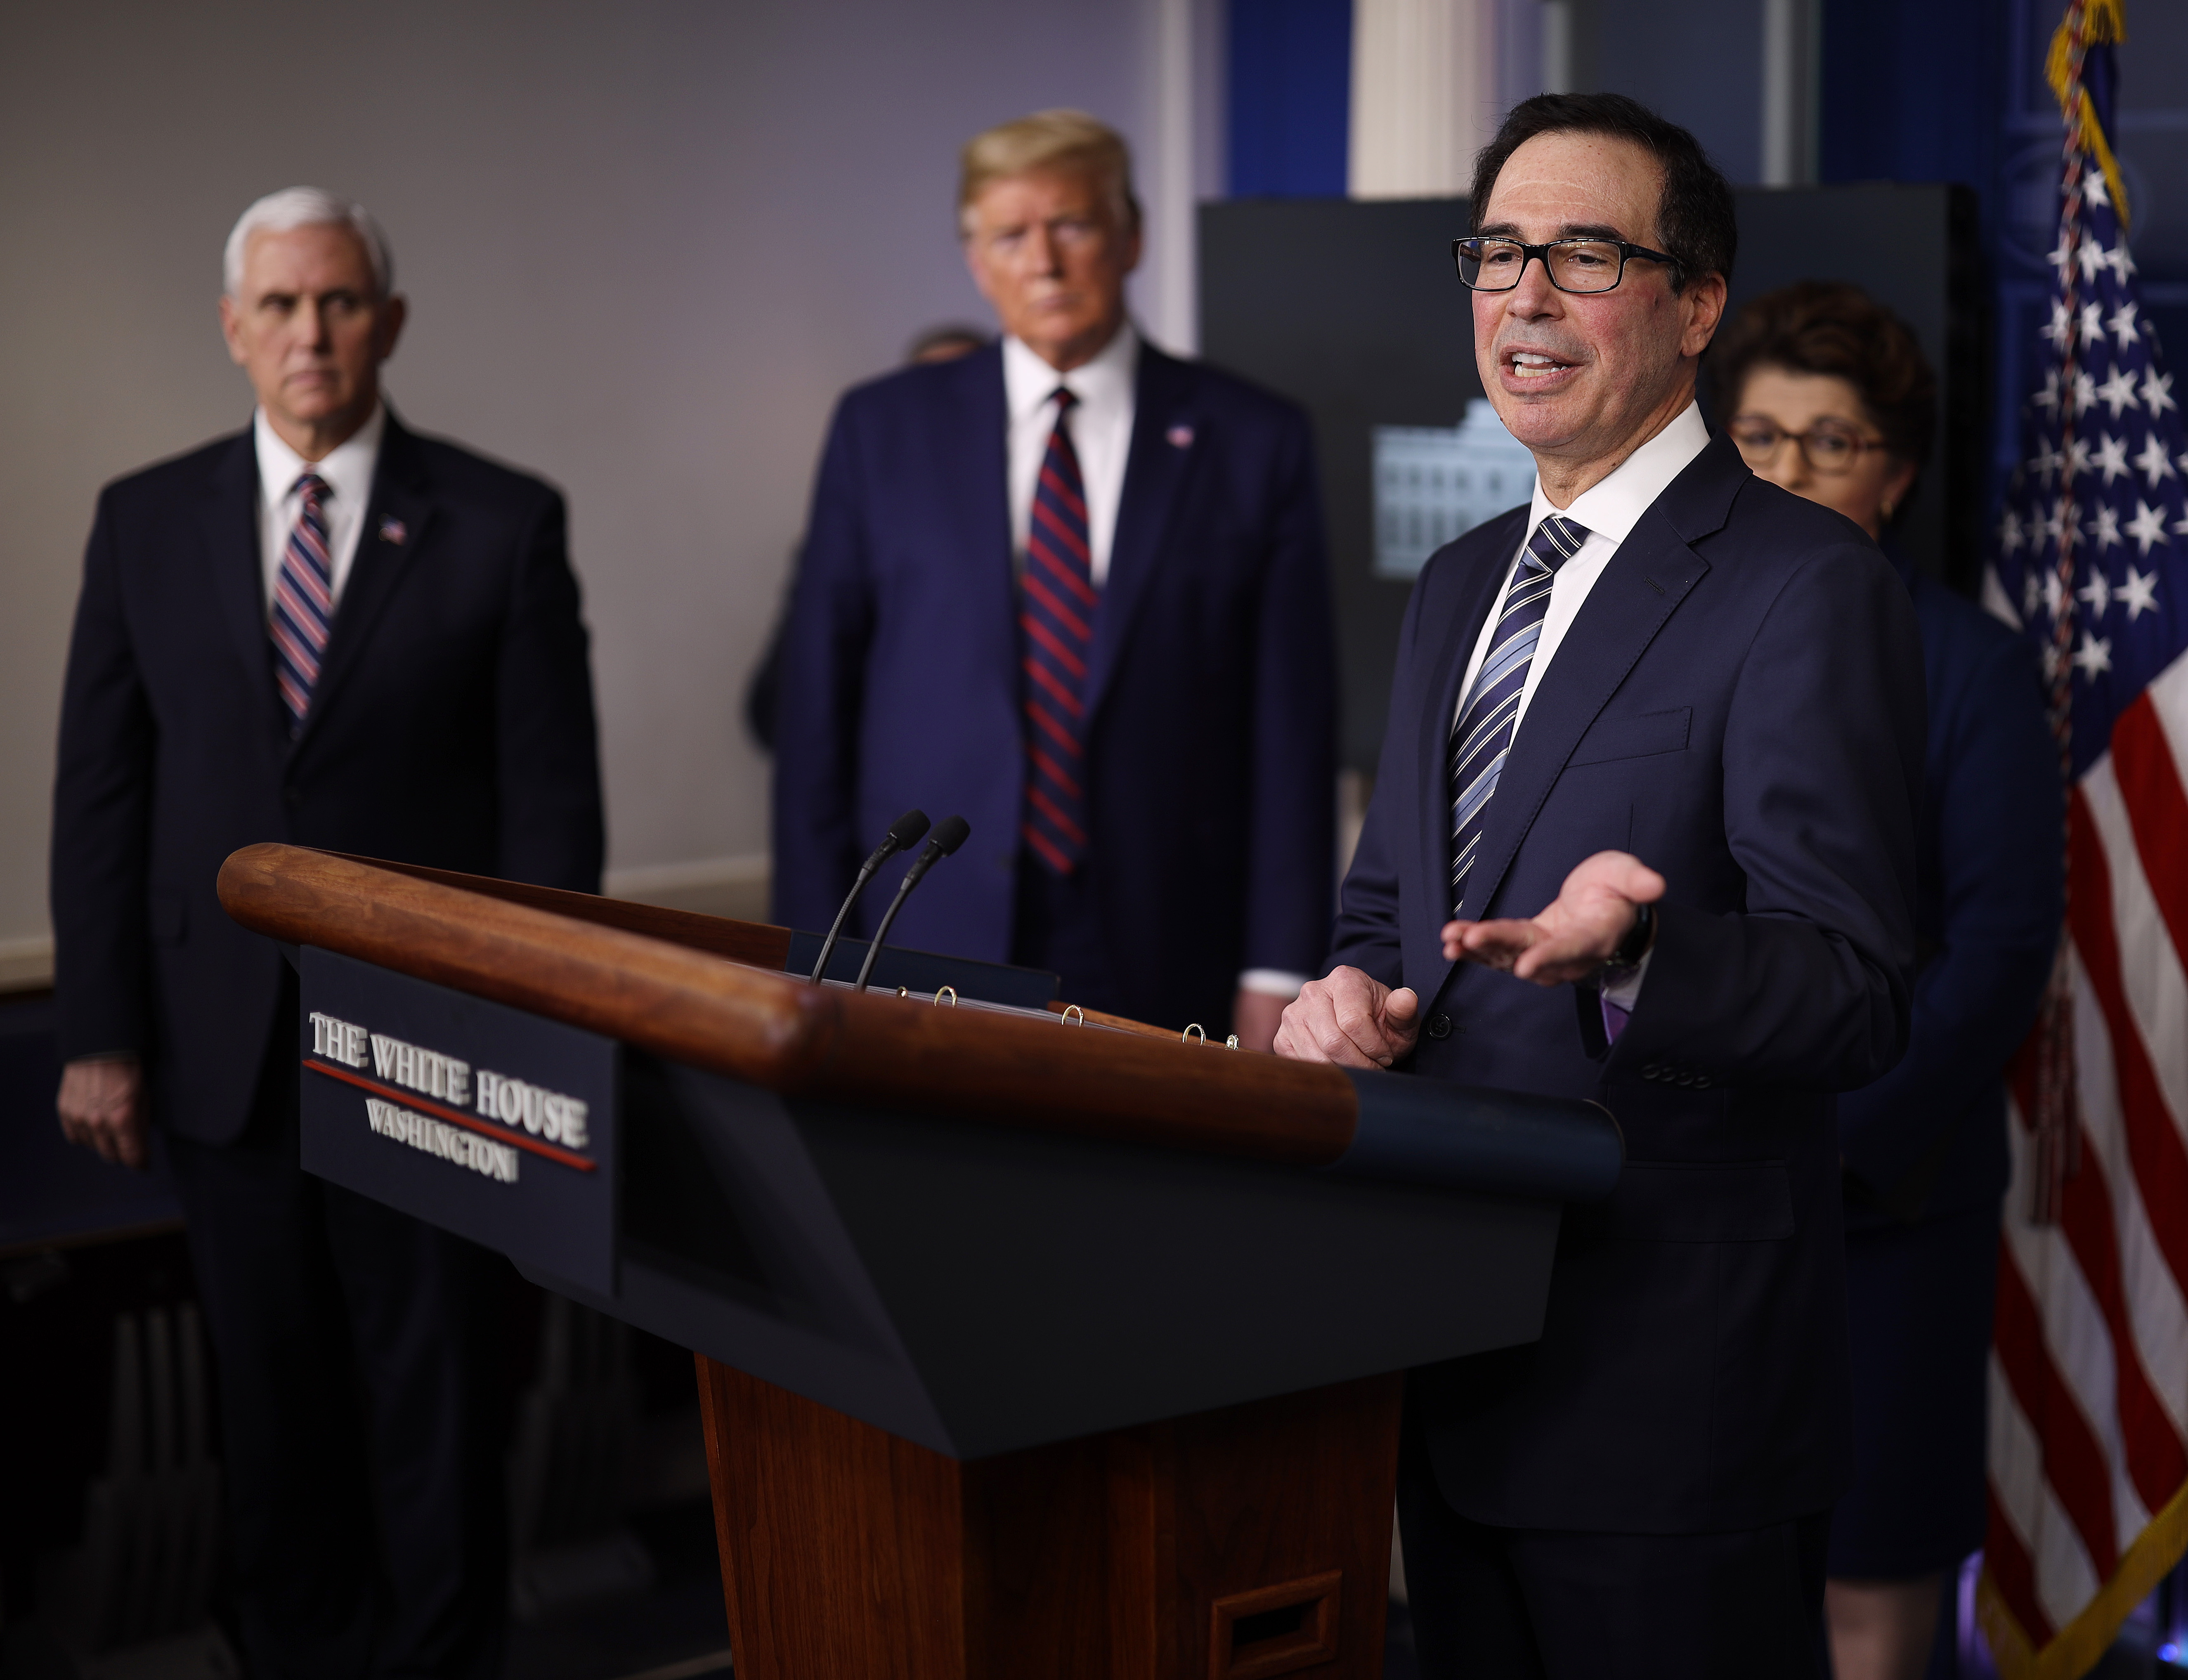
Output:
[1449, 514, 1590, 915]
[269, 473, 334, 733]
[1020, 388, 1098, 874]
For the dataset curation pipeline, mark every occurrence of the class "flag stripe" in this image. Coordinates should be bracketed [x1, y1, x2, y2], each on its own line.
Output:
[2065, 961, 2188, 1444]
[2084, 751, 2188, 1136]
[1994, 1308, 2100, 1639]
[2111, 692, 2188, 983]
[2010, 1026, 2188, 1528]
[2068, 787, 2188, 1299]
[1987, 1479, 2056, 1647]
[2145, 653, 2188, 796]
[1993, 1238, 2121, 1577]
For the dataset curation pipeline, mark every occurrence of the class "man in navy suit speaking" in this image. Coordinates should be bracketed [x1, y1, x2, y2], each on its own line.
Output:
[51, 189, 603, 1678]
[1276, 97, 1924, 1672]
[772, 110, 1336, 1045]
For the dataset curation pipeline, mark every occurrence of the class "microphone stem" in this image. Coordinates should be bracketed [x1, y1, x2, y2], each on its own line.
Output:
[852, 861, 932, 992]
[810, 849, 887, 984]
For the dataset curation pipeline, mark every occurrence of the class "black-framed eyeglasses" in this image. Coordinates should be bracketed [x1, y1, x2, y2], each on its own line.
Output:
[1726, 415, 1886, 475]
[1452, 236, 1679, 295]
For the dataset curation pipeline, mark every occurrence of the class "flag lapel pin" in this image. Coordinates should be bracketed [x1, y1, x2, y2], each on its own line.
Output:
[378, 516, 408, 546]
[1167, 423, 1194, 450]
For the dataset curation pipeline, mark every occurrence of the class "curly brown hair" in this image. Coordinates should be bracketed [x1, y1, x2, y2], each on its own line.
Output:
[1707, 281, 1936, 470]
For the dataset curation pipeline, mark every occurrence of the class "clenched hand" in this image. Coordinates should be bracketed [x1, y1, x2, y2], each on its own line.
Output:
[1272, 967, 1421, 1068]
[58, 1056, 148, 1170]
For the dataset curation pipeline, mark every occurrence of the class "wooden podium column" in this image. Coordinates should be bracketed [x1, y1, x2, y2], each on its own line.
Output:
[695, 1358, 1402, 1680]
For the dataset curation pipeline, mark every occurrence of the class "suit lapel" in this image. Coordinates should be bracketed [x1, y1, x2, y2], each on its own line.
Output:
[200, 430, 283, 725]
[955, 347, 1020, 685]
[1083, 345, 1194, 723]
[292, 411, 432, 754]
[1456, 437, 1747, 928]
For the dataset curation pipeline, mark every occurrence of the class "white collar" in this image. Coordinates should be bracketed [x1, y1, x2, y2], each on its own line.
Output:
[253, 402, 386, 510]
[1002, 321, 1140, 424]
[1527, 399, 1711, 543]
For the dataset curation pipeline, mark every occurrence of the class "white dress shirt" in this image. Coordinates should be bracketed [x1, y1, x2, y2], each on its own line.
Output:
[1002, 323, 1137, 586]
[1452, 401, 1711, 734]
[254, 403, 385, 612]
[1450, 400, 1713, 1010]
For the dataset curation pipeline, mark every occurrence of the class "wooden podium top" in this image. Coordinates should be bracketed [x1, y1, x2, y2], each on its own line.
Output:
[220, 843, 1357, 1163]
[218, 843, 1620, 1203]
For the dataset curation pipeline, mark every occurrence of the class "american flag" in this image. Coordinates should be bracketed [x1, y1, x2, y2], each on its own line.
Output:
[1980, 1, 2188, 1672]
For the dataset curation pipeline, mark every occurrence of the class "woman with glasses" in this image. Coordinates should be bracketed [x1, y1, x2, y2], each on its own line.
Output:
[1710, 281, 2061, 1680]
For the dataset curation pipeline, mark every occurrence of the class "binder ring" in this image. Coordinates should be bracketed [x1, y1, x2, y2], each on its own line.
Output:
[1225, 1034, 1240, 1049]
[935, 986, 958, 1007]
[1061, 1005, 1085, 1026]
[1183, 1023, 1206, 1044]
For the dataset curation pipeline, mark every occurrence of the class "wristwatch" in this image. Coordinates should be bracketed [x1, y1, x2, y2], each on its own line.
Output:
[1603, 900, 1655, 974]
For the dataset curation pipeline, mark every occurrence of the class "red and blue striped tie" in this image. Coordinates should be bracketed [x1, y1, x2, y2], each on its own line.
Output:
[1021, 389, 1098, 874]
[270, 473, 333, 732]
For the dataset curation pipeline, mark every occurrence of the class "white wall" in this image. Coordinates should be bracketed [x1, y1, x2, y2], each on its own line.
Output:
[0, 0, 1218, 967]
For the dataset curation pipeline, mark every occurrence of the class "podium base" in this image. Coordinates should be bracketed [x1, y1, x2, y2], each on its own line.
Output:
[695, 1357, 1402, 1679]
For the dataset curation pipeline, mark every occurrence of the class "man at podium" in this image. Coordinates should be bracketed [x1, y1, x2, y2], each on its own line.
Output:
[1276, 94, 1923, 1672]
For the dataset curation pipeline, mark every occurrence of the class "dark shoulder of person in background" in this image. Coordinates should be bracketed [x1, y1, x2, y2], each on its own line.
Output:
[742, 324, 991, 752]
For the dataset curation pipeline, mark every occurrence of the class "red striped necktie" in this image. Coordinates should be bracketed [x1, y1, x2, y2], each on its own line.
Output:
[270, 472, 334, 732]
[1020, 388, 1098, 874]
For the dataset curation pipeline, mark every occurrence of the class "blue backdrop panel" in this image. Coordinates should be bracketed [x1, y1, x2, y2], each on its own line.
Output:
[1228, 0, 1352, 198]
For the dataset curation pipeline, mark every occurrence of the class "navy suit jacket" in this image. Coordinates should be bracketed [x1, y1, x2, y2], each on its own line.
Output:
[1838, 562, 2060, 1228]
[1334, 434, 1925, 1532]
[52, 411, 605, 1146]
[772, 340, 1337, 1031]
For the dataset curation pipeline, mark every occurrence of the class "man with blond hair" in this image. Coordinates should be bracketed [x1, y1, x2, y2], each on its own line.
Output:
[774, 111, 1336, 1041]
[52, 187, 602, 1677]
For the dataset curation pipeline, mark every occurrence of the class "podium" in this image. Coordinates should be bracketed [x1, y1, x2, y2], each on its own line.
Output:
[218, 844, 1622, 1679]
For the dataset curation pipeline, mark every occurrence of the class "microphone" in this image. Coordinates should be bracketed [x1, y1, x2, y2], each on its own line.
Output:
[809, 809, 929, 985]
[853, 815, 971, 993]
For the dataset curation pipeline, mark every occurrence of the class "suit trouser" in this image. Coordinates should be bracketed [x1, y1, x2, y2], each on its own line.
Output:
[1396, 1396, 1829, 1679]
[164, 972, 506, 1680]
[1010, 852, 1120, 1014]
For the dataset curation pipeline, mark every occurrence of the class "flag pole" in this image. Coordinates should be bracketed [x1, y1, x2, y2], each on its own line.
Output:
[2027, 0, 2108, 1226]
